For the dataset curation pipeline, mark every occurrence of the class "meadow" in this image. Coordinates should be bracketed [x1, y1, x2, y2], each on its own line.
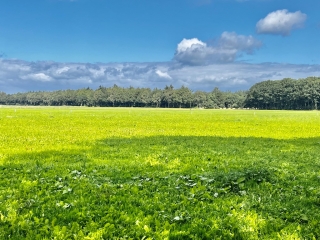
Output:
[0, 106, 320, 239]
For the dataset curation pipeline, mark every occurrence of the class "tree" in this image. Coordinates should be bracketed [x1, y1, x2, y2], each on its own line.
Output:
[162, 85, 174, 108]
[0, 92, 7, 104]
[206, 87, 225, 108]
[94, 86, 108, 106]
[193, 91, 207, 108]
[245, 77, 320, 110]
[151, 88, 162, 108]
[174, 86, 192, 108]
[77, 88, 93, 106]
[136, 88, 151, 107]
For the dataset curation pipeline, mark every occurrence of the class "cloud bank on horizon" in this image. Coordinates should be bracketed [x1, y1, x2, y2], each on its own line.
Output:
[1, 59, 320, 94]
[0, 1, 319, 94]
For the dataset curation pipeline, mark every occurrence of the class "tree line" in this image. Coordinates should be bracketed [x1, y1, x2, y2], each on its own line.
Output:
[0, 76, 319, 109]
[245, 77, 320, 110]
[0, 85, 246, 109]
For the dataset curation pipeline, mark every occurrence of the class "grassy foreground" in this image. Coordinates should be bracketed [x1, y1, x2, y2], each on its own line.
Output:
[1, 107, 320, 239]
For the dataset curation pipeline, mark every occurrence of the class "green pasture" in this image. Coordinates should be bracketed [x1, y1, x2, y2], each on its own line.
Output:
[1, 107, 320, 239]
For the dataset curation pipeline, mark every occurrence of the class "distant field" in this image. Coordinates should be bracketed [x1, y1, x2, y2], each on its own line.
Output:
[1, 107, 320, 239]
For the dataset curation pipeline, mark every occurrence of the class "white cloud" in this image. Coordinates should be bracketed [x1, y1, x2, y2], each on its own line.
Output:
[56, 67, 70, 74]
[219, 32, 261, 54]
[156, 70, 172, 79]
[256, 9, 307, 36]
[174, 32, 262, 65]
[176, 38, 207, 53]
[22, 73, 52, 82]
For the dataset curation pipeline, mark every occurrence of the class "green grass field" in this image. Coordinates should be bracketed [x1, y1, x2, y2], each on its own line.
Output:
[1, 107, 320, 239]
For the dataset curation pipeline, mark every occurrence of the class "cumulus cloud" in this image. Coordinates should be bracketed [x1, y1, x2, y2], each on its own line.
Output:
[256, 9, 307, 36]
[174, 32, 262, 65]
[1, 59, 320, 93]
[176, 38, 207, 53]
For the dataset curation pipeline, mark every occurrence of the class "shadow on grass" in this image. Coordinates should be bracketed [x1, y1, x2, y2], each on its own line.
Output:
[2, 136, 320, 238]
[3, 135, 320, 184]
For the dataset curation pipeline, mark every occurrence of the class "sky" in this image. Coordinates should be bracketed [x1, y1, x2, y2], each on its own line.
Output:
[0, 0, 320, 93]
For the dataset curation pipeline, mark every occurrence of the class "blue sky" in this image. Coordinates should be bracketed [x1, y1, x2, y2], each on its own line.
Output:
[1, 0, 320, 93]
